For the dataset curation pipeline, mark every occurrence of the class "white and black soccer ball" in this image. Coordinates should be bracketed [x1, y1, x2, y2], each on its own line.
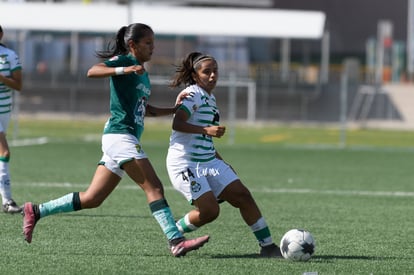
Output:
[280, 229, 316, 261]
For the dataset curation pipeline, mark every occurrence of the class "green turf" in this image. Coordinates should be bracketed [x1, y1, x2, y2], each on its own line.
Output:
[1, 118, 413, 274]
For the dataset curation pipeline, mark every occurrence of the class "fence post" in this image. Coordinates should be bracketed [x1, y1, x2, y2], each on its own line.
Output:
[339, 72, 348, 148]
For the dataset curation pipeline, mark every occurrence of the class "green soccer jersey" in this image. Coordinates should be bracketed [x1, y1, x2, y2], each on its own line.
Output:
[103, 53, 151, 139]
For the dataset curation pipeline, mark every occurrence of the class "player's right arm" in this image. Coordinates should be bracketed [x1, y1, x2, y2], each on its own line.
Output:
[87, 63, 145, 78]
[0, 69, 22, 91]
[172, 108, 226, 138]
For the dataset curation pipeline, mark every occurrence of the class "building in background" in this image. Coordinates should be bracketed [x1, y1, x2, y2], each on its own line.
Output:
[0, 0, 411, 125]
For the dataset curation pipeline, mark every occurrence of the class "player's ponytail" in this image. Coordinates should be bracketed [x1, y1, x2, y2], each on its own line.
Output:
[96, 23, 153, 59]
[170, 52, 205, 88]
[115, 26, 128, 55]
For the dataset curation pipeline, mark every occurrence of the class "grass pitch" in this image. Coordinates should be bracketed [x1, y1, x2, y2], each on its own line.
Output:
[1, 118, 413, 274]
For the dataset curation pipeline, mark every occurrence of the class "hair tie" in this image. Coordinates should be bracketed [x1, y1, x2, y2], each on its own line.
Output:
[193, 55, 214, 70]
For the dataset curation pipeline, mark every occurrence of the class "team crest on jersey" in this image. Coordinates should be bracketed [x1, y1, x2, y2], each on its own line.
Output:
[135, 143, 142, 153]
[109, 56, 120, 61]
[192, 104, 198, 111]
[191, 181, 201, 193]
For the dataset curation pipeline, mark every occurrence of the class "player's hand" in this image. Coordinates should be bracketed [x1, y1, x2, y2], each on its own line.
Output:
[175, 90, 189, 105]
[124, 65, 145, 75]
[205, 126, 226, 138]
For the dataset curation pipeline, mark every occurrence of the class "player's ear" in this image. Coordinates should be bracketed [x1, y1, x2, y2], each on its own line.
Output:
[191, 71, 198, 82]
[127, 40, 136, 50]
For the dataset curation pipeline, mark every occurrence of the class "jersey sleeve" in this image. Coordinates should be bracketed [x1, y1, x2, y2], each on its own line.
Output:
[178, 87, 200, 118]
[8, 50, 22, 72]
[104, 55, 123, 67]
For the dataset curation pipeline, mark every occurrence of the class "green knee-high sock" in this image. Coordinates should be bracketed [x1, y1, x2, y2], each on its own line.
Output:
[39, 192, 81, 218]
[150, 199, 183, 241]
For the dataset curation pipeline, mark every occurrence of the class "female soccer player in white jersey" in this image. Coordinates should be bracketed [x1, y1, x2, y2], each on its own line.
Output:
[0, 25, 23, 214]
[167, 52, 282, 257]
[22, 23, 209, 257]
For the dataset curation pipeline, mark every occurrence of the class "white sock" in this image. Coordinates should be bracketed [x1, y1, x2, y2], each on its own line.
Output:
[250, 217, 273, 247]
[176, 213, 198, 233]
[0, 161, 11, 204]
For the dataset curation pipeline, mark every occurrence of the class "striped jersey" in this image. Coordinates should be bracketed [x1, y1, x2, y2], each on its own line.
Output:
[168, 84, 220, 164]
[0, 44, 22, 114]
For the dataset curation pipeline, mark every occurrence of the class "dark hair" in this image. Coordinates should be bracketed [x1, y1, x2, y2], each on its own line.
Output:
[96, 23, 153, 58]
[0, 25, 5, 46]
[170, 52, 216, 88]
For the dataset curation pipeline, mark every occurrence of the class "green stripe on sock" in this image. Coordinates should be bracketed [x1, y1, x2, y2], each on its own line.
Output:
[178, 218, 193, 233]
[0, 156, 10, 162]
[254, 227, 271, 240]
[149, 199, 169, 212]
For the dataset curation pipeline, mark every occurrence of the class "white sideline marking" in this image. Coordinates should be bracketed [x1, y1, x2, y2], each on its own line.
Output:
[10, 137, 49, 147]
[256, 188, 414, 197]
[16, 182, 414, 198]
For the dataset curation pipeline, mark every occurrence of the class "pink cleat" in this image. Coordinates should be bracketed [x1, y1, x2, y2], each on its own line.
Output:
[22, 202, 37, 243]
[170, 235, 210, 257]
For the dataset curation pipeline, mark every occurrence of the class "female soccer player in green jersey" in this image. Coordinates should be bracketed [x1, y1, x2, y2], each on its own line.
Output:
[166, 52, 282, 258]
[22, 23, 209, 257]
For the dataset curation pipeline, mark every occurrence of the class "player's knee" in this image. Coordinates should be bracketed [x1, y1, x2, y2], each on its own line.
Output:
[200, 205, 220, 223]
[232, 189, 255, 208]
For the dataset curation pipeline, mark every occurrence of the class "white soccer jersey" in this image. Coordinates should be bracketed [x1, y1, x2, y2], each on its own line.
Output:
[168, 84, 220, 164]
[0, 44, 21, 114]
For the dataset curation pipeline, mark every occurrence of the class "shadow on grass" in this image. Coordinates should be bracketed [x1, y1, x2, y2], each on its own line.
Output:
[314, 255, 384, 260]
[62, 213, 148, 219]
[211, 254, 273, 259]
[211, 254, 404, 261]
[309, 255, 406, 262]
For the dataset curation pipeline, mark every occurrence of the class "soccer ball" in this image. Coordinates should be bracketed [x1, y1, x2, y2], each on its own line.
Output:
[280, 229, 316, 261]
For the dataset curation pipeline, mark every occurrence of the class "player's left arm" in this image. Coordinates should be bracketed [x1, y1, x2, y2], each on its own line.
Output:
[87, 63, 145, 78]
[146, 90, 189, 117]
[0, 69, 22, 91]
[145, 104, 176, 117]
[172, 108, 225, 137]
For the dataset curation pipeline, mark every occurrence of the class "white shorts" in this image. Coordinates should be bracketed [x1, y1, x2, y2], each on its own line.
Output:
[167, 157, 239, 203]
[100, 133, 147, 177]
[0, 113, 11, 133]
